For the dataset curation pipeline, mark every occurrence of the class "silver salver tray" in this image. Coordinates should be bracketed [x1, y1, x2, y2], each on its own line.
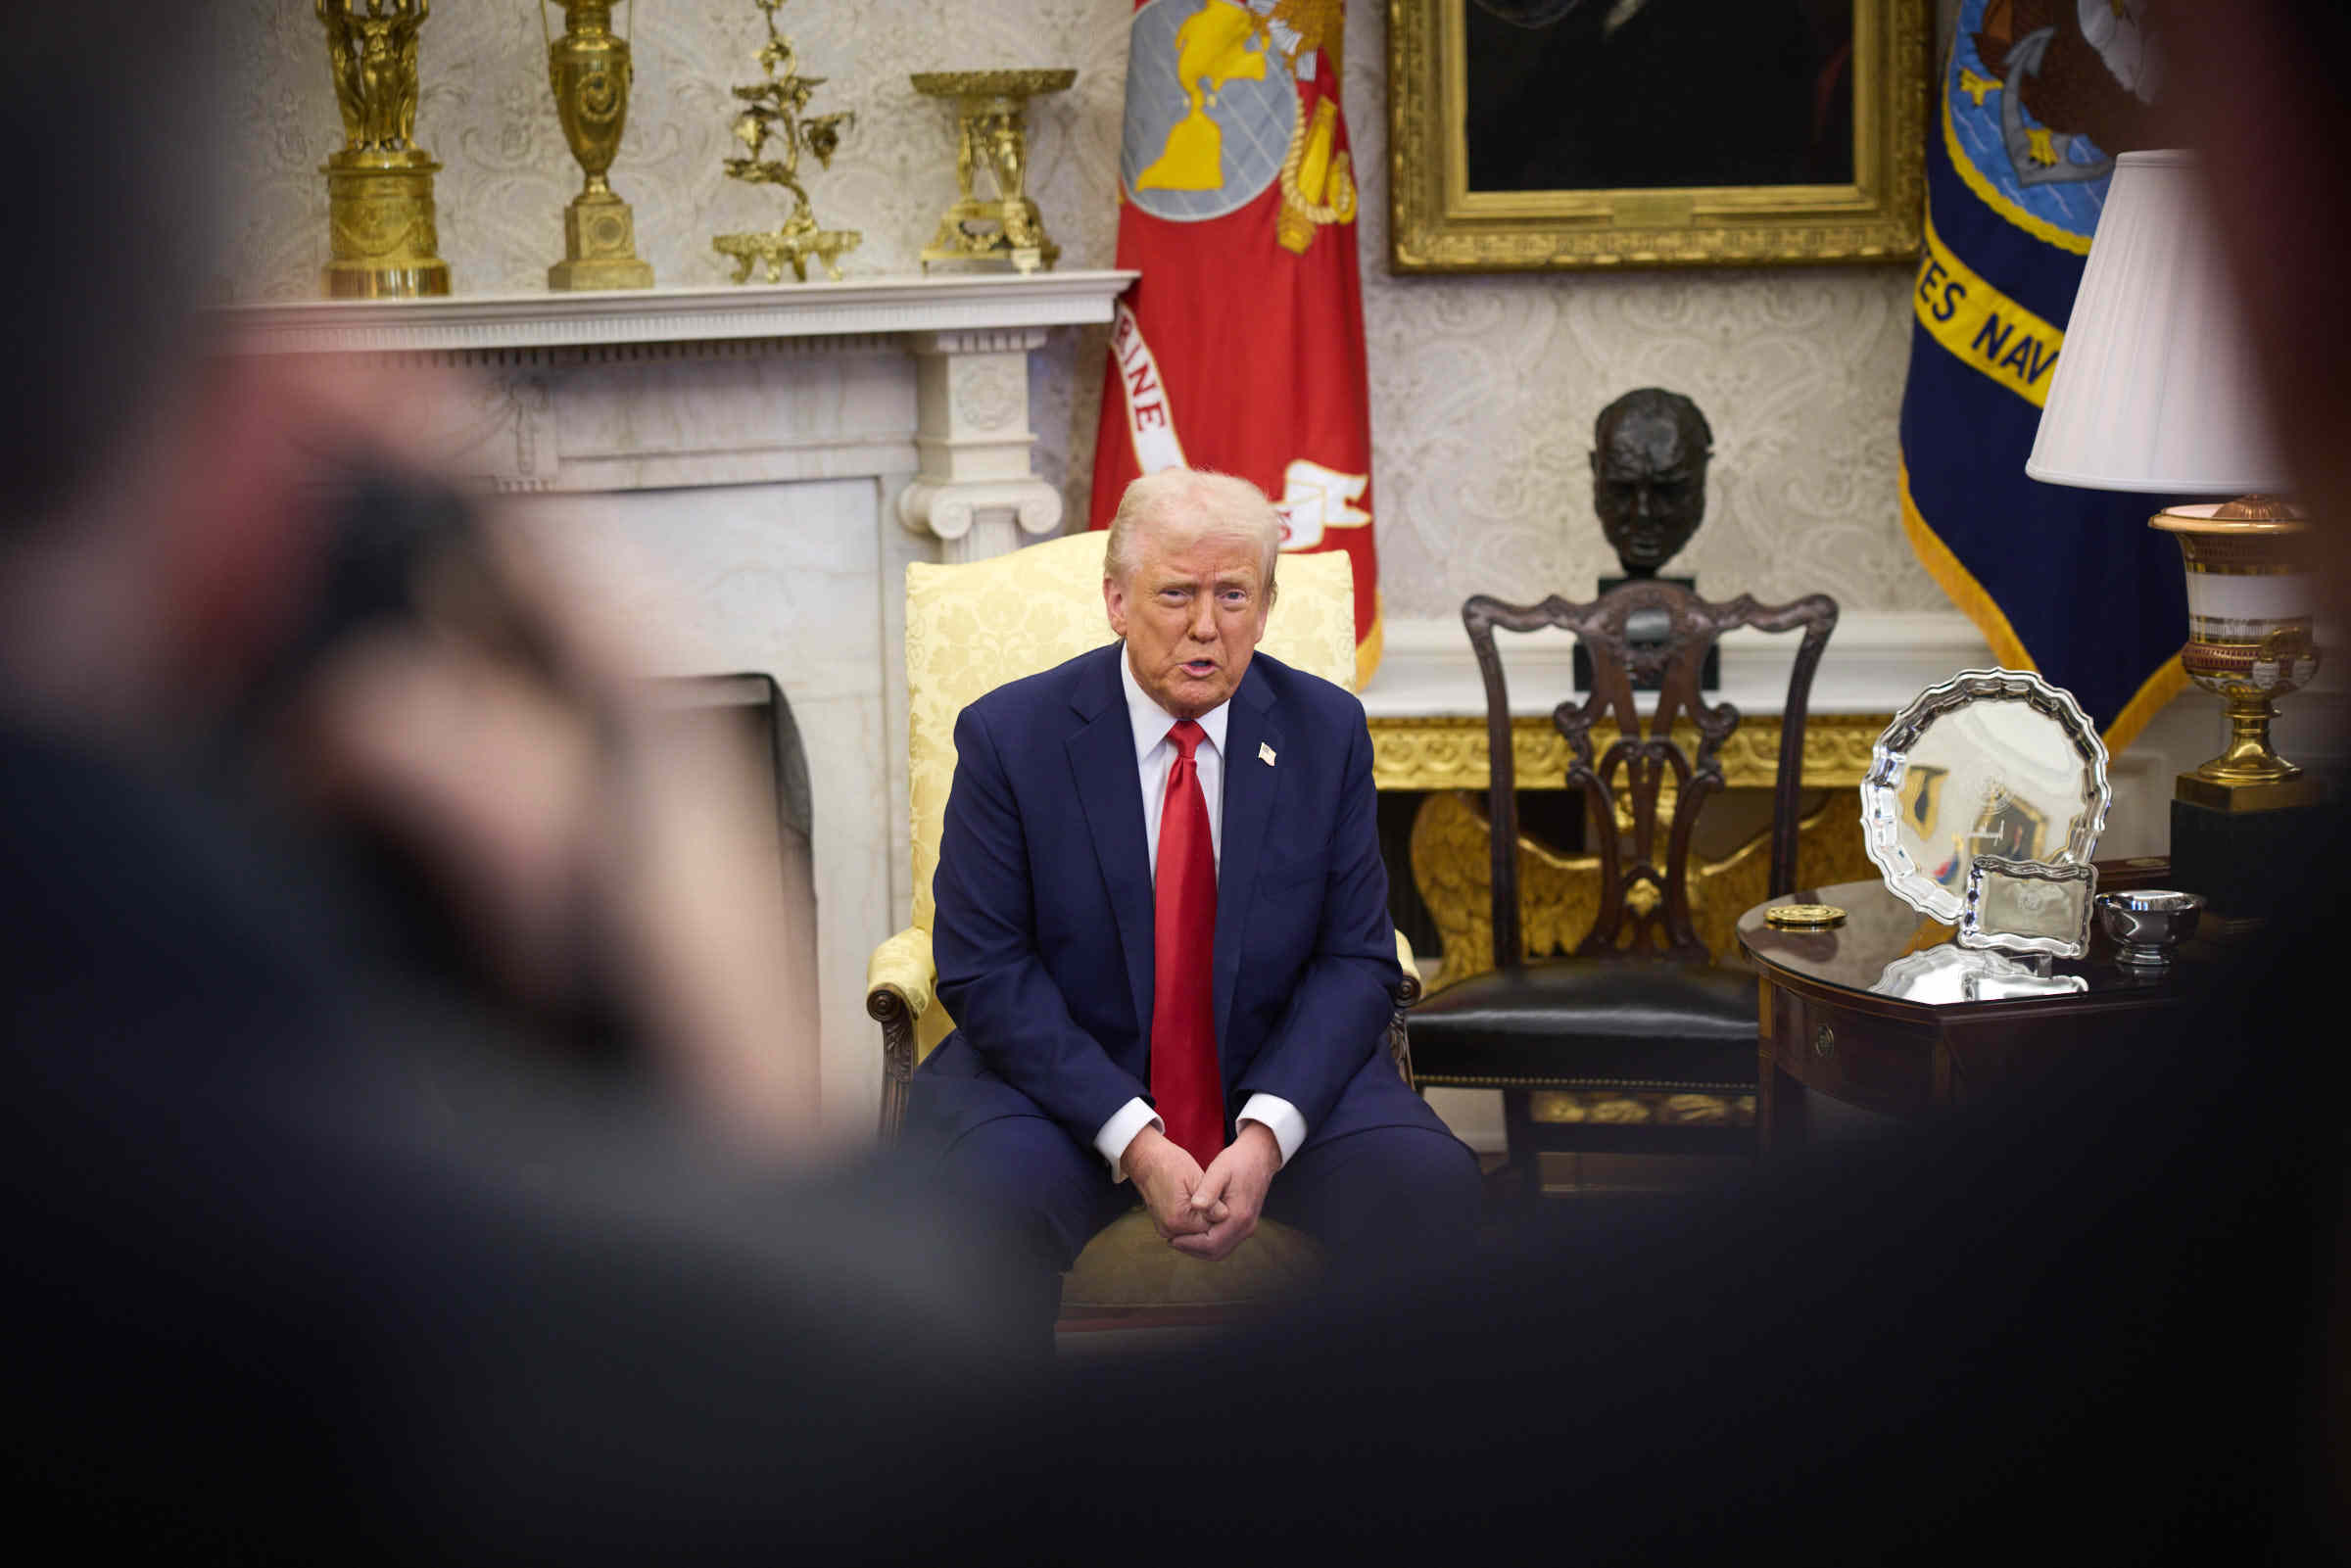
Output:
[1861, 668, 2111, 924]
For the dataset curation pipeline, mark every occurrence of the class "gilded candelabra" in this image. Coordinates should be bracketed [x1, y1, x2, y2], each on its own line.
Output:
[543, 1, 653, 290]
[711, 0, 858, 284]
[911, 71, 1074, 274]
[314, 0, 451, 298]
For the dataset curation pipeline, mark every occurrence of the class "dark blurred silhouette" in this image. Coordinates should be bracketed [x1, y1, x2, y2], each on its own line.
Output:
[2, 4, 2342, 1563]
[0, 11, 1037, 1557]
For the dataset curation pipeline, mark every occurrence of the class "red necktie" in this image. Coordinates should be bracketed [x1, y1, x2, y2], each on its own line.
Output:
[1151, 720, 1223, 1165]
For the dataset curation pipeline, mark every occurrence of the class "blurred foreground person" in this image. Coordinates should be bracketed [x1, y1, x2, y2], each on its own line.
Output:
[0, 11, 1036, 1557]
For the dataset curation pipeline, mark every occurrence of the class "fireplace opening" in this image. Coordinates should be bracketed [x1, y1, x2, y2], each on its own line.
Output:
[649, 675, 820, 1101]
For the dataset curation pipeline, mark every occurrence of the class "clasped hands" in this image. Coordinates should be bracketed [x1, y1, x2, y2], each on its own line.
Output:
[1122, 1121, 1280, 1263]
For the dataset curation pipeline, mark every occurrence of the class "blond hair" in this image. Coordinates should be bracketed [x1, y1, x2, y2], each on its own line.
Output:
[1103, 468, 1282, 603]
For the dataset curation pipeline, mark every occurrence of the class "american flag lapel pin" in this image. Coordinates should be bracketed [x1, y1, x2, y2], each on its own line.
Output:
[1259, 742, 1276, 766]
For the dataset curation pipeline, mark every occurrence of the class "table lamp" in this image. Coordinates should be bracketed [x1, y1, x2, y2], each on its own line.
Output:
[2027, 148, 2321, 929]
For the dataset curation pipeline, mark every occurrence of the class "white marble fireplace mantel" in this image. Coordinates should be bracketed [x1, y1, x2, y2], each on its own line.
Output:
[223, 272, 1134, 1136]
[229, 272, 1136, 356]
[227, 271, 1137, 558]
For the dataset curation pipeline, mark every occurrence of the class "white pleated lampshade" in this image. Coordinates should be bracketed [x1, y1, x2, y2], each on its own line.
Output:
[2026, 149, 2291, 495]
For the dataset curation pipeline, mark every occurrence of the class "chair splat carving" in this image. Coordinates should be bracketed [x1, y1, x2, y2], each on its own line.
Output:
[1464, 583, 1837, 965]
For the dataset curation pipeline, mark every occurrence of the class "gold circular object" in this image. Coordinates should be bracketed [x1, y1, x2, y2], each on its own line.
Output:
[1764, 904, 1847, 930]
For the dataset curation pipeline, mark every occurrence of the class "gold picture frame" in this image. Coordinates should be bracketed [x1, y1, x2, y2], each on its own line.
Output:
[1389, 0, 1931, 272]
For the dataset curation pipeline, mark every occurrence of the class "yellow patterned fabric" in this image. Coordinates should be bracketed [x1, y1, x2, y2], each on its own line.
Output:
[1059, 1212, 1326, 1309]
[863, 927, 935, 1021]
[895, 533, 1359, 1060]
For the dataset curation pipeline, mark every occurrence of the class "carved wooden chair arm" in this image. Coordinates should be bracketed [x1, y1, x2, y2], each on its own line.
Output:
[867, 926, 936, 1019]
[868, 926, 935, 1140]
[1390, 928, 1421, 1087]
[1393, 927, 1423, 1003]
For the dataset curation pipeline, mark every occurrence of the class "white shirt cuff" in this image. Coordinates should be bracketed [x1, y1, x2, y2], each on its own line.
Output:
[1094, 1097, 1163, 1183]
[1236, 1093, 1305, 1167]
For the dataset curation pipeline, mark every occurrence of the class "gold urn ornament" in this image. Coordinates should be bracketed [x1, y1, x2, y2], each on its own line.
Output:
[314, 0, 451, 298]
[542, 1, 654, 290]
[911, 70, 1074, 274]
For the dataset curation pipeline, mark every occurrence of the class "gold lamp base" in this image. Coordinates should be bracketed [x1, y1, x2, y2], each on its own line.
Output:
[2152, 497, 2325, 815]
[2171, 702, 2326, 812]
[549, 188, 653, 291]
[2175, 773, 2325, 812]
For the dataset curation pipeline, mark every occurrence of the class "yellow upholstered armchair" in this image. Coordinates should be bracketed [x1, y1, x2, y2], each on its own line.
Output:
[867, 530, 1421, 1315]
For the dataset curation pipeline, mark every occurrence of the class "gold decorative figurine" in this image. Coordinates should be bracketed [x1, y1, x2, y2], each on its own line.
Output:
[542, 1, 654, 290]
[314, 0, 451, 298]
[711, 0, 859, 284]
[910, 71, 1075, 274]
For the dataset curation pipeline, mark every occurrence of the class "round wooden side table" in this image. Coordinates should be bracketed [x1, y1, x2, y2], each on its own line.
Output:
[1736, 868, 2219, 1151]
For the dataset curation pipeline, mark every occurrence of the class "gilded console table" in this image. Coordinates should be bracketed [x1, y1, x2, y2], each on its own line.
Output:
[1367, 712, 1885, 794]
[1369, 712, 1892, 992]
[1357, 610, 1987, 804]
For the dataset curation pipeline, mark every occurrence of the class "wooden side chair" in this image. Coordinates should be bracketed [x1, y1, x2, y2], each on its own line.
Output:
[865, 531, 1421, 1327]
[1406, 580, 1837, 1201]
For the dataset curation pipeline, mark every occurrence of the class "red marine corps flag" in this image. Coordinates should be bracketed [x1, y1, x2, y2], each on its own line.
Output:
[1090, 0, 1382, 685]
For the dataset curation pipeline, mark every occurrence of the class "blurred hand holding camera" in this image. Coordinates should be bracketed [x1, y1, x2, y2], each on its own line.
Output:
[167, 350, 823, 1159]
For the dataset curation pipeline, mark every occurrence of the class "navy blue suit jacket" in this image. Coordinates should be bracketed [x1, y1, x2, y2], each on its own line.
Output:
[910, 641, 1426, 1159]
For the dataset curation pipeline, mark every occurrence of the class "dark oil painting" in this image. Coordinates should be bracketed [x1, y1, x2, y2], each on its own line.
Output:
[1463, 0, 1858, 193]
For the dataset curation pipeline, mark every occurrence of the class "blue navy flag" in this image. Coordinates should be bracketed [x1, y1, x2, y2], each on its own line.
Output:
[1897, 0, 2183, 749]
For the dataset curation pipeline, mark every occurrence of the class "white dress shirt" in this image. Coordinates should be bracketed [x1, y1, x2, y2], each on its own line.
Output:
[1092, 648, 1307, 1180]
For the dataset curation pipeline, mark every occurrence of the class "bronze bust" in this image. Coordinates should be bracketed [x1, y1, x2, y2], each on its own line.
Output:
[1591, 388, 1712, 578]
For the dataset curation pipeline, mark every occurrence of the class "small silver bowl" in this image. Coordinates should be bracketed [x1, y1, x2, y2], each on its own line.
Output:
[2094, 889, 2204, 969]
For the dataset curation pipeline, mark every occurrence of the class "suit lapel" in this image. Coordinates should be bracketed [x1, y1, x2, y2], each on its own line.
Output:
[1213, 669, 1281, 1054]
[1065, 646, 1156, 1045]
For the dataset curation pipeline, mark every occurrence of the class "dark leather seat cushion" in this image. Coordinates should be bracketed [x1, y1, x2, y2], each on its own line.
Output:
[1408, 960, 1758, 1090]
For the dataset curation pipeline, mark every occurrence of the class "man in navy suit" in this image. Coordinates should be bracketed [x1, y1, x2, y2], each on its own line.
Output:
[908, 469, 1480, 1326]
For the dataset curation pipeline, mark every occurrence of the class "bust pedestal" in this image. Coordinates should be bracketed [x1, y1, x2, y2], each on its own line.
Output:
[1570, 576, 1719, 691]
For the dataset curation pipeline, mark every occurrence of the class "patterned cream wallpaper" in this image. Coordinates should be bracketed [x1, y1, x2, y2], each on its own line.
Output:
[223, 0, 1943, 618]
